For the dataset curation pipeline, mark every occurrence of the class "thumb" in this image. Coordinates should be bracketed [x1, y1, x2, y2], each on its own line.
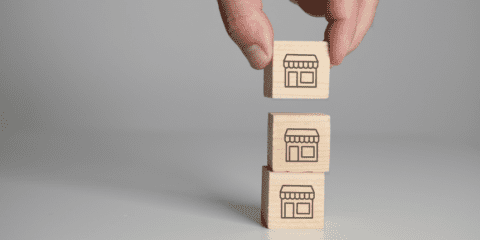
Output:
[218, 1, 273, 70]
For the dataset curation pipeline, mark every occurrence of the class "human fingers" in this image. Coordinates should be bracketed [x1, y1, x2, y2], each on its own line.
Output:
[217, 0, 274, 69]
[346, 0, 379, 56]
[324, 0, 359, 66]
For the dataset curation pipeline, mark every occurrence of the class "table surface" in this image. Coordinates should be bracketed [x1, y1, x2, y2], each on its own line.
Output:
[1, 128, 479, 240]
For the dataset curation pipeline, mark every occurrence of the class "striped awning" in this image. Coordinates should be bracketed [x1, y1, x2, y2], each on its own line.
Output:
[280, 185, 315, 200]
[284, 129, 319, 143]
[283, 54, 318, 69]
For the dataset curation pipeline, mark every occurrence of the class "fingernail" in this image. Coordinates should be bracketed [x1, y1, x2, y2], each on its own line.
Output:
[245, 44, 268, 69]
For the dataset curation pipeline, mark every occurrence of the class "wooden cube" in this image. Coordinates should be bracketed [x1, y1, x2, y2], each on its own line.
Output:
[264, 41, 330, 99]
[268, 112, 330, 173]
[261, 166, 325, 229]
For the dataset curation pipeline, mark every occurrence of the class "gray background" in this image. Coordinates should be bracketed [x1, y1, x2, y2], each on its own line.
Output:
[0, 0, 479, 239]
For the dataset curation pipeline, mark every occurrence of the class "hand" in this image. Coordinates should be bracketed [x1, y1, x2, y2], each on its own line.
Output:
[217, 0, 379, 69]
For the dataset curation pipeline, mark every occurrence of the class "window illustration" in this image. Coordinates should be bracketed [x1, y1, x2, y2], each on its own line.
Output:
[280, 185, 315, 219]
[284, 54, 318, 88]
[300, 72, 314, 83]
[284, 128, 319, 162]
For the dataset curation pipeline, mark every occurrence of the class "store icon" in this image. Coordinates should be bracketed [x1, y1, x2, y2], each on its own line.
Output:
[280, 185, 315, 219]
[284, 128, 319, 162]
[284, 54, 319, 88]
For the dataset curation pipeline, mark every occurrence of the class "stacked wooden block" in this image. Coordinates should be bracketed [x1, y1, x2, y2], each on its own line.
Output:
[261, 41, 331, 229]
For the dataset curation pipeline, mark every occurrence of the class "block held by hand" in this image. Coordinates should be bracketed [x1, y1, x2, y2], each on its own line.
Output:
[264, 41, 330, 99]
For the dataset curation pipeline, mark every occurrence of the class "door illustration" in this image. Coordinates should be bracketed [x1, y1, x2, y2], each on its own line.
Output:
[289, 146, 299, 161]
[288, 72, 298, 87]
[285, 128, 319, 162]
[284, 54, 318, 88]
[280, 185, 314, 219]
[284, 203, 294, 218]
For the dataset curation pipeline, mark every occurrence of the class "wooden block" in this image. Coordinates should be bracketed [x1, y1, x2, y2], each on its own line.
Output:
[261, 166, 325, 229]
[264, 41, 330, 99]
[267, 112, 330, 173]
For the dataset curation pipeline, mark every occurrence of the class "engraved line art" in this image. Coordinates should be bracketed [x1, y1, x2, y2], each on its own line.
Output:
[283, 54, 318, 88]
[285, 128, 319, 162]
[280, 185, 315, 219]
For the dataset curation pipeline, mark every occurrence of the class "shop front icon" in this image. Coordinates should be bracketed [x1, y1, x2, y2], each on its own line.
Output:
[280, 185, 315, 219]
[284, 128, 319, 162]
[283, 54, 319, 88]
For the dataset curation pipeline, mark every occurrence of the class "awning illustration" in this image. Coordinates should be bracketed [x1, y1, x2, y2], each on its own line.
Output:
[283, 54, 319, 69]
[284, 129, 319, 143]
[280, 185, 315, 200]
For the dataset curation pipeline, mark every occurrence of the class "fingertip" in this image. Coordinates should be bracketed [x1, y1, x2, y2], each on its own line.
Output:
[219, 2, 273, 70]
[329, 53, 344, 66]
[244, 44, 270, 70]
[255, 12, 274, 69]
[328, 43, 348, 66]
[325, 37, 345, 66]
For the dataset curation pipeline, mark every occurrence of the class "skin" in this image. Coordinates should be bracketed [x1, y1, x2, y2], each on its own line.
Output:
[217, 0, 379, 69]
